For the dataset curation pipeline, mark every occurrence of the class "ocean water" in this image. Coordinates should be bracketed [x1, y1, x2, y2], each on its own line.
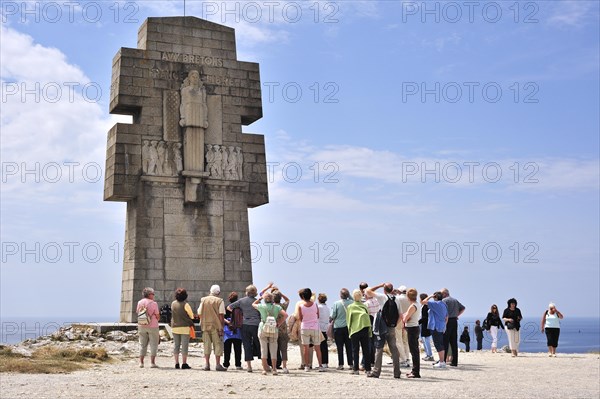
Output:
[1, 316, 599, 353]
[456, 317, 600, 353]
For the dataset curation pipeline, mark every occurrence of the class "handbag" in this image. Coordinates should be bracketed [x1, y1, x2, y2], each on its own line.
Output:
[327, 320, 334, 340]
[482, 318, 490, 331]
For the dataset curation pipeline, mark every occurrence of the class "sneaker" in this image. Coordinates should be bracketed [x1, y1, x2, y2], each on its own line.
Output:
[318, 366, 326, 372]
[182, 363, 191, 369]
[139, 363, 144, 368]
[359, 366, 365, 371]
[406, 372, 420, 378]
[352, 370, 359, 375]
[216, 364, 227, 372]
[298, 365, 306, 370]
[433, 362, 446, 369]
[272, 370, 278, 376]
[323, 364, 328, 368]
[336, 366, 344, 370]
[366, 372, 379, 378]
[422, 356, 434, 361]
[175, 363, 180, 369]
[203, 365, 210, 371]
[150, 364, 158, 369]
[282, 367, 289, 374]
[236, 367, 243, 370]
[247, 367, 253, 373]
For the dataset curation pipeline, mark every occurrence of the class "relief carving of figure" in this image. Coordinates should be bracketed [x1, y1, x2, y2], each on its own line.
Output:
[204, 144, 243, 180]
[206, 145, 218, 177]
[226, 145, 237, 180]
[159, 141, 171, 175]
[142, 139, 150, 174]
[235, 147, 243, 180]
[173, 143, 183, 173]
[213, 145, 223, 178]
[221, 146, 229, 178]
[179, 70, 208, 129]
[147, 140, 159, 175]
[156, 141, 166, 175]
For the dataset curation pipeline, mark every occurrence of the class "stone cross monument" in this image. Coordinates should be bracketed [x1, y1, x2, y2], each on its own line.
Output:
[103, 17, 268, 322]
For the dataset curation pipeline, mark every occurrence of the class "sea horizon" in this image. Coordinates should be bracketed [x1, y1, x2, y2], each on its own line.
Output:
[1, 316, 598, 353]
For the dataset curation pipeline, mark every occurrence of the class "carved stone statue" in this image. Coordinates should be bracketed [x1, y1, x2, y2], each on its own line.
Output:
[180, 70, 208, 129]
[180, 70, 209, 174]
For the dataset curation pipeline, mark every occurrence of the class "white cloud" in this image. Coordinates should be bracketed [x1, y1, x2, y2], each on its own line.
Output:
[548, 1, 597, 28]
[421, 32, 462, 52]
[267, 133, 600, 192]
[0, 25, 124, 223]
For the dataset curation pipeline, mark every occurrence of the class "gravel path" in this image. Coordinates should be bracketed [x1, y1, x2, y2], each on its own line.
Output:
[1, 343, 598, 398]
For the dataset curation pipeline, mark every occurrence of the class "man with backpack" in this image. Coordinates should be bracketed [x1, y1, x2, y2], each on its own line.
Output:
[365, 282, 402, 379]
[227, 285, 262, 372]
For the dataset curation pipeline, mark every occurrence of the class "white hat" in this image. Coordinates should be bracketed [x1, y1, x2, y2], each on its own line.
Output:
[399, 285, 407, 292]
[210, 285, 221, 295]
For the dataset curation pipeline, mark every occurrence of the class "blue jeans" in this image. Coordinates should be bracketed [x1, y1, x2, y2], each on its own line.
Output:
[422, 335, 433, 357]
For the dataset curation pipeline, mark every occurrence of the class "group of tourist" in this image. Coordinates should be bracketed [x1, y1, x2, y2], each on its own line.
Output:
[135, 284, 565, 376]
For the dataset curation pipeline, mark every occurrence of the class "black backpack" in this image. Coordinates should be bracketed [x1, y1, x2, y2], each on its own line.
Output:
[381, 295, 399, 328]
[482, 318, 490, 331]
[159, 304, 172, 323]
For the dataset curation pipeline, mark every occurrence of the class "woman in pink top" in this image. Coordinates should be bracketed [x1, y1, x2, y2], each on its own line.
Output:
[298, 288, 326, 372]
[137, 287, 160, 368]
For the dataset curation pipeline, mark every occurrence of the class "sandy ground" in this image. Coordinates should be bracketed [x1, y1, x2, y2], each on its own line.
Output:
[1, 343, 599, 399]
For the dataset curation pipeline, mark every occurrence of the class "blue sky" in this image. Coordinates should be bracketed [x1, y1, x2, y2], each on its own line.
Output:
[1, 1, 598, 321]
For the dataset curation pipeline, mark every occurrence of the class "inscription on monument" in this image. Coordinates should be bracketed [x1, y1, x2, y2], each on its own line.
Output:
[161, 52, 224, 66]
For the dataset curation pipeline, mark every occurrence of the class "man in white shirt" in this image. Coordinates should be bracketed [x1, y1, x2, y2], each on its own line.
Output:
[396, 285, 411, 366]
[365, 283, 402, 379]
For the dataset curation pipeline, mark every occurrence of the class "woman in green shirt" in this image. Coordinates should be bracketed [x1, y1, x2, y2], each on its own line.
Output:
[346, 289, 372, 375]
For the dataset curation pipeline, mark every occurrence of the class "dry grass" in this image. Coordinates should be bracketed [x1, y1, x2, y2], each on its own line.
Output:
[0, 345, 111, 374]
